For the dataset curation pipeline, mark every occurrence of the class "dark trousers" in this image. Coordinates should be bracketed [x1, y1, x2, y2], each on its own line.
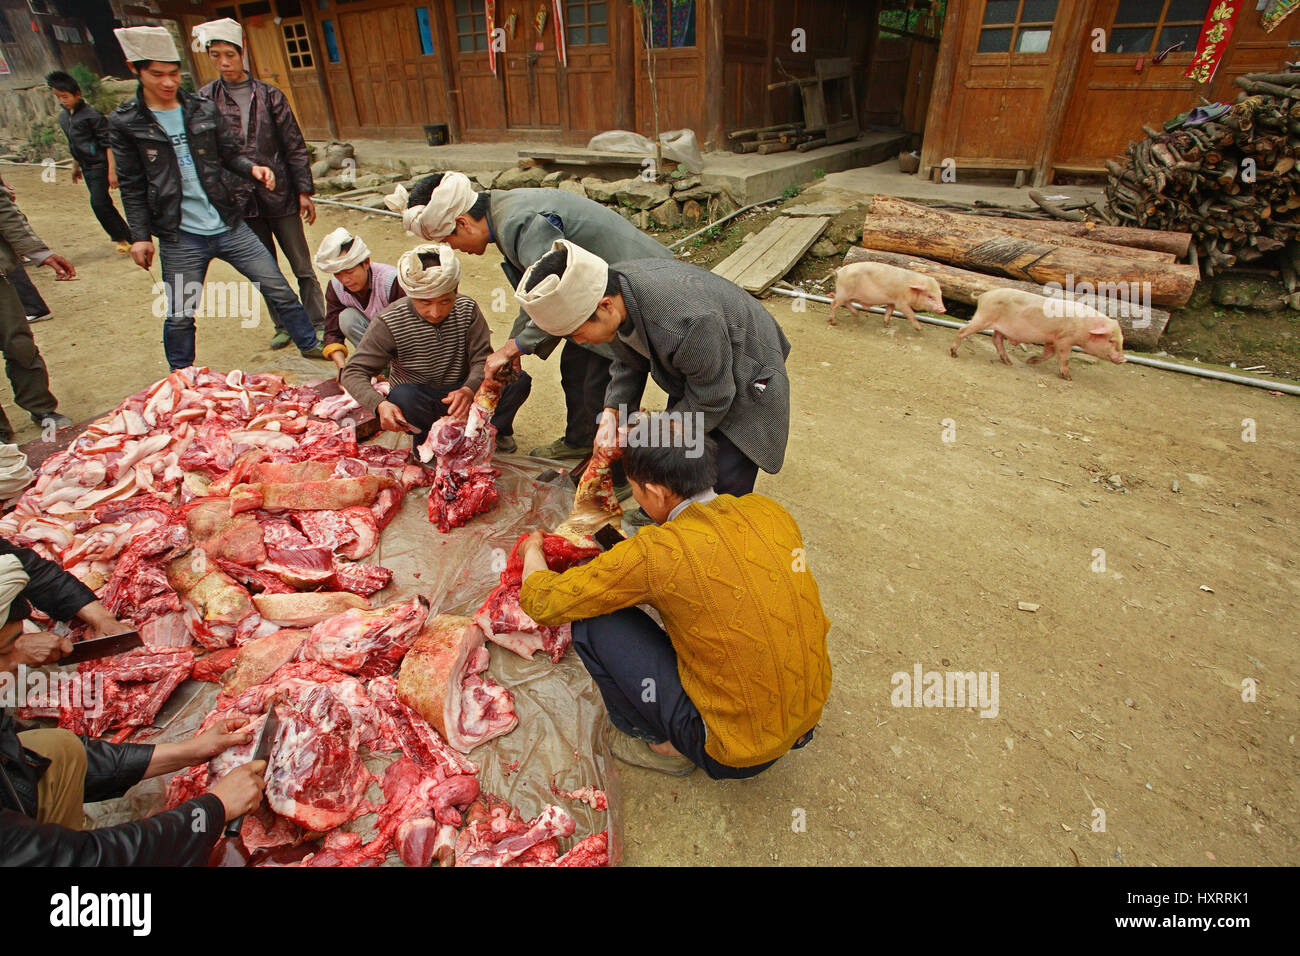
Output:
[81, 164, 130, 243]
[5, 266, 48, 319]
[492, 371, 531, 439]
[572, 606, 783, 780]
[0, 277, 59, 438]
[246, 214, 326, 330]
[157, 222, 318, 370]
[387, 381, 460, 448]
[561, 343, 612, 447]
[712, 429, 760, 497]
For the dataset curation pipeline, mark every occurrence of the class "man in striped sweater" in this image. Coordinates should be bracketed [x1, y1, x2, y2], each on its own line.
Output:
[339, 244, 491, 446]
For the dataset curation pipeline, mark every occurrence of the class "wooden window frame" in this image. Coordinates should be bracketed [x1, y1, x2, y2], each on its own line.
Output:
[281, 19, 315, 71]
[565, 0, 610, 48]
[1102, 0, 1209, 60]
[973, 1, 1059, 62]
[455, 0, 489, 53]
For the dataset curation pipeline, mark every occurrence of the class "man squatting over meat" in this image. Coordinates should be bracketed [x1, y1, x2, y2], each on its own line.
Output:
[0, 542, 266, 865]
[340, 243, 490, 446]
[107, 26, 326, 370]
[515, 239, 792, 497]
[313, 227, 405, 372]
[197, 17, 328, 351]
[517, 416, 831, 777]
[389, 170, 662, 466]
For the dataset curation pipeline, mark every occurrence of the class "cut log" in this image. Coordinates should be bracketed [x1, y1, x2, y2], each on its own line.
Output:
[867, 195, 1177, 263]
[841, 247, 1168, 348]
[1024, 219, 1193, 257]
[859, 197, 1200, 307]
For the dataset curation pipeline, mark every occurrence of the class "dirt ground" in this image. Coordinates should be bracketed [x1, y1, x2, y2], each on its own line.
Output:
[5, 165, 1298, 866]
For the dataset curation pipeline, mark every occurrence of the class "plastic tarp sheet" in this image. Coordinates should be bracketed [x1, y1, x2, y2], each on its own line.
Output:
[83, 436, 622, 866]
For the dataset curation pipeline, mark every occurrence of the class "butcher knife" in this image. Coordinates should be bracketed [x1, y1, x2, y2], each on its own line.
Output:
[223, 706, 282, 838]
[57, 631, 144, 666]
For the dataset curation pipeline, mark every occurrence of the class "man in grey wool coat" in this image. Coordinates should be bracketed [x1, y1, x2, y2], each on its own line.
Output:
[514, 239, 791, 497]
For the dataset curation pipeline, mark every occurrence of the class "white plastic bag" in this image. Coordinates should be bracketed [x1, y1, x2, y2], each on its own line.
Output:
[586, 128, 704, 173]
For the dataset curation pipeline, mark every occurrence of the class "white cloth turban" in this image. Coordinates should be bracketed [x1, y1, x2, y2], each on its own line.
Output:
[397, 243, 461, 298]
[314, 228, 371, 273]
[385, 172, 477, 240]
[0, 444, 32, 501]
[115, 26, 180, 63]
[192, 18, 244, 51]
[0, 554, 29, 624]
[514, 239, 609, 336]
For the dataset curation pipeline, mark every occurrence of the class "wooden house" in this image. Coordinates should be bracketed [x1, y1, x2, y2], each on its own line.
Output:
[145, 0, 897, 147]
[920, 1, 1300, 186]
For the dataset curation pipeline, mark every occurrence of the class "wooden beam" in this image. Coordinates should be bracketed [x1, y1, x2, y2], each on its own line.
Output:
[429, 0, 461, 143]
[918, 0, 964, 180]
[704, 0, 724, 151]
[1032, 0, 1096, 187]
[613, 0, 636, 131]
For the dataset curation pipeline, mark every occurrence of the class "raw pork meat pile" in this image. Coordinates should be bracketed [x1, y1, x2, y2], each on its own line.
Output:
[416, 377, 502, 532]
[2, 366, 610, 866]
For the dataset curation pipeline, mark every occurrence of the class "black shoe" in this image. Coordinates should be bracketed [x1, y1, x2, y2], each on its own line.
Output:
[26, 313, 52, 324]
[496, 434, 517, 454]
[34, 413, 74, 432]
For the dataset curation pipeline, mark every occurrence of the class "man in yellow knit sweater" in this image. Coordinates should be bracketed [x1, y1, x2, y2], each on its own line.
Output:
[518, 416, 832, 778]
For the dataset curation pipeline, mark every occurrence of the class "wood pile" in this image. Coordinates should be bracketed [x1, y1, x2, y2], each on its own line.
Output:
[728, 124, 827, 154]
[1103, 69, 1300, 284]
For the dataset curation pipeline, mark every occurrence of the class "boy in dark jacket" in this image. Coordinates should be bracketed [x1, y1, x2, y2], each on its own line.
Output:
[106, 26, 325, 370]
[0, 542, 265, 865]
[45, 70, 131, 252]
[195, 18, 325, 349]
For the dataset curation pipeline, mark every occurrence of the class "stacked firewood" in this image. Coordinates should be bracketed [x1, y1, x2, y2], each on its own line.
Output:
[1104, 70, 1300, 283]
[728, 124, 827, 154]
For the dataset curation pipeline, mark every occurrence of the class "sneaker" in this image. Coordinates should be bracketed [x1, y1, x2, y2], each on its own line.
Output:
[624, 507, 654, 529]
[269, 329, 292, 350]
[298, 338, 328, 360]
[605, 722, 695, 776]
[26, 313, 52, 323]
[35, 413, 74, 432]
[496, 434, 517, 454]
[114, 240, 131, 254]
[613, 481, 633, 502]
[528, 437, 592, 461]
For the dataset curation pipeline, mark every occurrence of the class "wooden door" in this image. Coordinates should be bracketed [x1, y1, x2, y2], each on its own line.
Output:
[244, 16, 303, 117]
[498, 0, 561, 129]
[1054, 0, 1219, 170]
[633, 0, 706, 135]
[922, 0, 1082, 176]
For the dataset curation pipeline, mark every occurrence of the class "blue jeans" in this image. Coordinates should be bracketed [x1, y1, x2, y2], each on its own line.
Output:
[157, 221, 317, 370]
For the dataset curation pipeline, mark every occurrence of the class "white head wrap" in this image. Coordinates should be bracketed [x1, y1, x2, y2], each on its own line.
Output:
[514, 239, 610, 336]
[115, 26, 180, 64]
[314, 228, 371, 274]
[192, 18, 243, 51]
[397, 243, 461, 299]
[385, 172, 477, 240]
[0, 554, 29, 624]
[0, 444, 33, 501]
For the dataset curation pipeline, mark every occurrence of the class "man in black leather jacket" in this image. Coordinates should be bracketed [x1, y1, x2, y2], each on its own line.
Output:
[0, 540, 265, 865]
[197, 18, 325, 349]
[106, 26, 325, 370]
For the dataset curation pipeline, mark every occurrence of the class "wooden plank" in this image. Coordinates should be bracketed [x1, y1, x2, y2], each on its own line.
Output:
[712, 216, 830, 295]
[712, 218, 795, 285]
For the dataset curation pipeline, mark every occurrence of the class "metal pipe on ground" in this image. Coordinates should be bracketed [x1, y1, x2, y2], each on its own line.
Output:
[667, 195, 785, 251]
[314, 197, 402, 217]
[765, 285, 1300, 397]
